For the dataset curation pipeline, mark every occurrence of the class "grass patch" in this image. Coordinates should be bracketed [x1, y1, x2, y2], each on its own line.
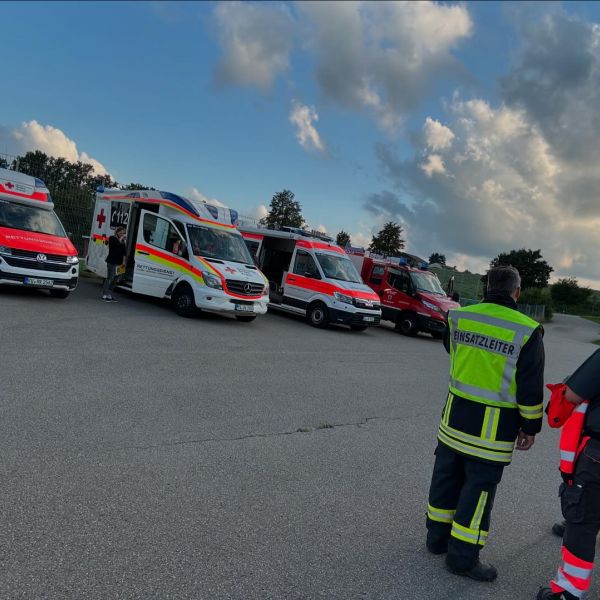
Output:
[583, 316, 600, 325]
[594, 340, 600, 346]
[317, 422, 334, 430]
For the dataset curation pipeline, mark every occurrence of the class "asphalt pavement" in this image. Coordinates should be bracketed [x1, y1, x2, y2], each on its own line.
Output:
[1, 280, 599, 599]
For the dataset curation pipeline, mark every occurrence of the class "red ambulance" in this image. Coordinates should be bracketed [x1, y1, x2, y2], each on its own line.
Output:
[0, 167, 79, 298]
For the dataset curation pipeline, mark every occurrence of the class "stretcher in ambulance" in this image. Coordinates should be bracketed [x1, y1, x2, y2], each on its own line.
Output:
[0, 167, 79, 298]
[87, 188, 269, 320]
[240, 226, 381, 330]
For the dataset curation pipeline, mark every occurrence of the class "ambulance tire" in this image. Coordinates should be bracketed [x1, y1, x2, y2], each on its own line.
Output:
[307, 302, 329, 328]
[172, 284, 197, 318]
[396, 313, 419, 336]
[236, 315, 257, 323]
[49, 289, 70, 299]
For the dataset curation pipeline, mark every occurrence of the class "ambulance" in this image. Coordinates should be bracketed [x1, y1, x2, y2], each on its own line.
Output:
[0, 167, 79, 298]
[87, 188, 269, 320]
[239, 226, 381, 330]
[349, 251, 460, 337]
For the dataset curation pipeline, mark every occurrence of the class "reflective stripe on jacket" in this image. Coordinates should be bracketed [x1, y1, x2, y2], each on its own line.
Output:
[559, 402, 589, 474]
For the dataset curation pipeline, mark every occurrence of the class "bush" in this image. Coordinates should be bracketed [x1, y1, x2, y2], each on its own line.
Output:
[518, 287, 554, 321]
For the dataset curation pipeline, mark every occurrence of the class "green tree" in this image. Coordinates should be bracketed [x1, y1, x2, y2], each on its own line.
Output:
[368, 221, 405, 256]
[429, 252, 446, 265]
[489, 248, 553, 290]
[336, 230, 351, 248]
[551, 278, 592, 306]
[260, 189, 305, 228]
[120, 182, 156, 191]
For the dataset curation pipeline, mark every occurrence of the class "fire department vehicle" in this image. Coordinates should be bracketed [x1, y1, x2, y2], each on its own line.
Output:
[240, 226, 381, 330]
[87, 188, 269, 320]
[0, 167, 79, 298]
[349, 252, 460, 337]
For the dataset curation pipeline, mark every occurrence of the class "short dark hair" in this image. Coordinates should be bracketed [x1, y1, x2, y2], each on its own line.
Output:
[115, 227, 126, 235]
[487, 265, 521, 294]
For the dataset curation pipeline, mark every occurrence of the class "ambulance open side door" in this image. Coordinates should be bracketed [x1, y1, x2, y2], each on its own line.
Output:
[132, 209, 186, 298]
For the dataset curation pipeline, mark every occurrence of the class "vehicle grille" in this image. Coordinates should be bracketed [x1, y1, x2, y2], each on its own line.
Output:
[11, 249, 69, 262]
[354, 298, 380, 310]
[225, 279, 264, 296]
[3, 256, 72, 272]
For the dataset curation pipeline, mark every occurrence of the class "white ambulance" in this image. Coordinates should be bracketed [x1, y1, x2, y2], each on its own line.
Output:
[0, 167, 79, 297]
[239, 226, 381, 330]
[87, 188, 269, 321]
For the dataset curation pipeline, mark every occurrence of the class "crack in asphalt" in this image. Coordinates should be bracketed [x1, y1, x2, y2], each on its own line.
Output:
[119, 415, 407, 451]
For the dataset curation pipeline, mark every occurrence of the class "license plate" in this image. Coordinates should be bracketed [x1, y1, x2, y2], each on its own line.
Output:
[363, 316, 375, 322]
[235, 304, 254, 312]
[24, 277, 54, 287]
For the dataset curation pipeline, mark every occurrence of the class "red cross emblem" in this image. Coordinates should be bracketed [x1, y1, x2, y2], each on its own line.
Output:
[225, 266, 237, 274]
[5, 182, 14, 190]
[96, 208, 106, 228]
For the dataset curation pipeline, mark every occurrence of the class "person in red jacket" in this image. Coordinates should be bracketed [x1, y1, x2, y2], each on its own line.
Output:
[538, 349, 600, 600]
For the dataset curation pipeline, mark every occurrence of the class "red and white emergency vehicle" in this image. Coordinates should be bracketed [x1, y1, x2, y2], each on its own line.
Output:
[349, 252, 460, 337]
[240, 226, 381, 330]
[86, 188, 269, 320]
[0, 167, 79, 298]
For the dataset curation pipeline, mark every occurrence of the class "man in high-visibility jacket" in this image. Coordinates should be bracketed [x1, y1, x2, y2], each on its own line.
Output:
[426, 265, 545, 581]
[537, 349, 600, 600]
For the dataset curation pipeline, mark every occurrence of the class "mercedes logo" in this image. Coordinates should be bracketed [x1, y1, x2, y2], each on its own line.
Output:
[244, 283, 252, 294]
[36, 253, 47, 263]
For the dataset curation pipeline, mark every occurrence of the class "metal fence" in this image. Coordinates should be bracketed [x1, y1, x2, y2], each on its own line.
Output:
[518, 304, 546, 321]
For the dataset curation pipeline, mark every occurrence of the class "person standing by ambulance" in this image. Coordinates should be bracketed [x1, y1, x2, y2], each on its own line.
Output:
[537, 349, 600, 600]
[101, 226, 126, 302]
[425, 265, 545, 581]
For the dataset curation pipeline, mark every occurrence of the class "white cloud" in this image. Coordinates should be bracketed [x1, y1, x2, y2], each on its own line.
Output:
[186, 186, 226, 208]
[213, 1, 293, 91]
[423, 117, 455, 150]
[298, 1, 472, 132]
[255, 204, 268, 220]
[420, 153, 446, 177]
[289, 101, 325, 152]
[5, 120, 108, 175]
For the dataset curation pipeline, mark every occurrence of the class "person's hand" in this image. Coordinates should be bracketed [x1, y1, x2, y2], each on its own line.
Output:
[515, 430, 535, 451]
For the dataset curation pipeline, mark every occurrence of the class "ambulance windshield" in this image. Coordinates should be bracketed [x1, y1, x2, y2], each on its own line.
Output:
[187, 224, 253, 264]
[0, 200, 66, 237]
[410, 271, 445, 295]
[316, 252, 362, 283]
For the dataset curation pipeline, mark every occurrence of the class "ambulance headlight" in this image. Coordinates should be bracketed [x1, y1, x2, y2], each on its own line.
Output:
[422, 299, 442, 313]
[0, 245, 12, 256]
[334, 291, 354, 305]
[66, 255, 79, 265]
[263, 283, 269, 295]
[204, 272, 223, 290]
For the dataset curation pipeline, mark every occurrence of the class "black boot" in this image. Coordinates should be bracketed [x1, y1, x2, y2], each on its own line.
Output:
[551, 520, 566, 538]
[445, 559, 497, 582]
[536, 586, 577, 599]
[426, 539, 448, 555]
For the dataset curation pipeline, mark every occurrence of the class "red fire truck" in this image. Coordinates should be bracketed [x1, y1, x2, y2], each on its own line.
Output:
[348, 253, 460, 337]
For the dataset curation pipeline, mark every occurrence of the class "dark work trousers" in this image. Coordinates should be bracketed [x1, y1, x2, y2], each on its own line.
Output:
[426, 442, 504, 571]
[562, 440, 600, 563]
[102, 263, 118, 297]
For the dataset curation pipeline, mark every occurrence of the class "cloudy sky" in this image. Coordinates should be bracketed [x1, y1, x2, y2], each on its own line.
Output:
[2, 1, 600, 285]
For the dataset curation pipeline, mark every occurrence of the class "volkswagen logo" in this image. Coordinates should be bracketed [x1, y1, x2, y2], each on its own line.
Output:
[244, 283, 253, 294]
[36, 253, 47, 263]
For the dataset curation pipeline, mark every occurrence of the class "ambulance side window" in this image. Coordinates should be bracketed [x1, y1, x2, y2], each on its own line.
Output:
[142, 213, 184, 255]
[293, 251, 320, 279]
[370, 265, 385, 284]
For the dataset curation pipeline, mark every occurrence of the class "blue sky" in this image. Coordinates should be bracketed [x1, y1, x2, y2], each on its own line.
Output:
[2, 1, 600, 285]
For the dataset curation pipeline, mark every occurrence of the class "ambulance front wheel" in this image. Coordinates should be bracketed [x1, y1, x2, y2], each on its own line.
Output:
[235, 315, 257, 323]
[49, 289, 70, 299]
[172, 285, 197, 318]
[307, 302, 329, 328]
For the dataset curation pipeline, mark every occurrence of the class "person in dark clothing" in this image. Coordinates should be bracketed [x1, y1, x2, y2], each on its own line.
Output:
[537, 349, 600, 600]
[426, 266, 545, 582]
[102, 227, 127, 302]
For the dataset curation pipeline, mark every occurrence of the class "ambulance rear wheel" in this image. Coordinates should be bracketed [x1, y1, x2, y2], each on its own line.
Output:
[307, 302, 329, 328]
[49, 289, 70, 299]
[172, 285, 197, 317]
[396, 313, 419, 336]
[236, 315, 257, 323]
